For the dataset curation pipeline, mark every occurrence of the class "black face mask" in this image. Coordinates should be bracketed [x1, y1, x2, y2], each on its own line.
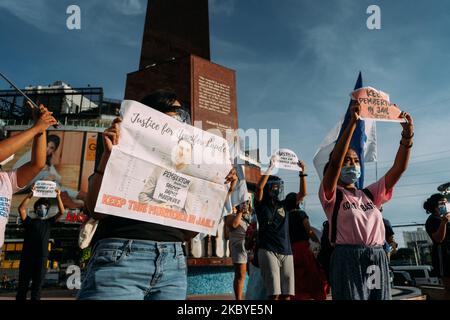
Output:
[271, 189, 281, 201]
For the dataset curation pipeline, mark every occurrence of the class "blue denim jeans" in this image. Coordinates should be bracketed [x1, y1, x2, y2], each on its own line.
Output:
[77, 238, 187, 300]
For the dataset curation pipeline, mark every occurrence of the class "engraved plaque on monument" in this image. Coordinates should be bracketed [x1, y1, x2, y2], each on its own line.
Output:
[191, 56, 238, 137]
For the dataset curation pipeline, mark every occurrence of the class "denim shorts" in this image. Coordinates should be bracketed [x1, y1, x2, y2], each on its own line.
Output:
[77, 238, 187, 300]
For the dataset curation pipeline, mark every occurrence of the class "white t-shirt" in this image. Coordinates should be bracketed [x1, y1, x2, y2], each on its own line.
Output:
[0, 171, 24, 248]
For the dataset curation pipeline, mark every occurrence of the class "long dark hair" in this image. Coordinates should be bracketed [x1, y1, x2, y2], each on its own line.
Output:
[140, 89, 178, 113]
[285, 192, 298, 212]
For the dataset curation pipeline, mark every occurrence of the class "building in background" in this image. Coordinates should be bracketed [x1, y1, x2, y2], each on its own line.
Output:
[402, 228, 433, 266]
[0, 81, 121, 281]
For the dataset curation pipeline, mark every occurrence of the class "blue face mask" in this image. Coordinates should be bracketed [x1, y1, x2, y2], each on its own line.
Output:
[340, 165, 361, 185]
[438, 203, 450, 216]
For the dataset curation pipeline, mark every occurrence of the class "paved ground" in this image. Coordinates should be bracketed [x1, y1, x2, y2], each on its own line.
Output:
[0, 287, 426, 300]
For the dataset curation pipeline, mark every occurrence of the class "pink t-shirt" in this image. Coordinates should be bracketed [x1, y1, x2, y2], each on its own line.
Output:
[0, 171, 24, 248]
[319, 176, 393, 246]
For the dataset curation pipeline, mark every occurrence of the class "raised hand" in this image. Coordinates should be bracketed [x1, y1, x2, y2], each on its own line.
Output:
[350, 100, 361, 123]
[400, 111, 414, 135]
[30, 104, 58, 133]
[298, 160, 305, 172]
[225, 167, 238, 193]
[103, 117, 122, 153]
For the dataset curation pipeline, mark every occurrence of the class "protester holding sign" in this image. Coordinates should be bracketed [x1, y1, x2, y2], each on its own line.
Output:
[16, 187, 65, 300]
[0, 103, 58, 251]
[319, 101, 414, 300]
[78, 89, 237, 300]
[254, 158, 304, 300]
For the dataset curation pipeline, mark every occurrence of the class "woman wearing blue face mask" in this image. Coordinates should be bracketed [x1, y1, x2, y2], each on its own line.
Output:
[424, 194, 450, 298]
[319, 101, 414, 300]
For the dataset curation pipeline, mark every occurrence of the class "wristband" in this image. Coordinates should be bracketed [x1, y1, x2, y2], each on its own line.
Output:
[401, 131, 414, 139]
[299, 173, 308, 177]
[400, 140, 413, 149]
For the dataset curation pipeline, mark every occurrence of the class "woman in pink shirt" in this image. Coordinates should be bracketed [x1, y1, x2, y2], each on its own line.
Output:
[319, 102, 414, 300]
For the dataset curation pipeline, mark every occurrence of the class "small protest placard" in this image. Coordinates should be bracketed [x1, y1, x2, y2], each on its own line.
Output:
[351, 87, 406, 123]
[33, 181, 57, 198]
[273, 149, 301, 172]
[153, 170, 192, 209]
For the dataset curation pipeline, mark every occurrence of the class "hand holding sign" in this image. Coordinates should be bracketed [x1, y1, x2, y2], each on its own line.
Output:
[298, 160, 306, 172]
[400, 111, 414, 134]
[351, 87, 406, 123]
[103, 117, 122, 153]
[33, 181, 57, 198]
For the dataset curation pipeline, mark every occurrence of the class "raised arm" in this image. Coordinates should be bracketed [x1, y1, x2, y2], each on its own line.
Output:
[384, 112, 414, 191]
[322, 102, 360, 199]
[255, 158, 276, 202]
[54, 189, 66, 222]
[18, 190, 34, 222]
[17, 104, 58, 188]
[297, 160, 308, 204]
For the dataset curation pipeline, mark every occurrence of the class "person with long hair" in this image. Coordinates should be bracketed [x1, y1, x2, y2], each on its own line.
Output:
[286, 161, 329, 300]
[319, 101, 413, 300]
[423, 194, 450, 298]
[78, 89, 237, 300]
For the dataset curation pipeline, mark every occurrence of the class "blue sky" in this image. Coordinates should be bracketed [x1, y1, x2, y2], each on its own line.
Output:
[1, 0, 450, 245]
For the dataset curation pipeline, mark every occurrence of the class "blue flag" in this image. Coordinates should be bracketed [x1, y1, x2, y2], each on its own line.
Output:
[337, 72, 366, 188]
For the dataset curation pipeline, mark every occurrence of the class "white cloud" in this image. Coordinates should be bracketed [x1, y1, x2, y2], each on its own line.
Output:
[111, 0, 146, 16]
[210, 0, 236, 16]
[0, 0, 59, 33]
[0, 0, 146, 47]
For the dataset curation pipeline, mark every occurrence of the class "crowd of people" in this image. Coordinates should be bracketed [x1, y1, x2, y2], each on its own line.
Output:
[0, 89, 449, 301]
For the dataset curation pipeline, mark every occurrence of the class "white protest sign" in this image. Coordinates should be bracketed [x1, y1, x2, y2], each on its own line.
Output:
[273, 149, 301, 172]
[153, 170, 192, 209]
[95, 100, 233, 235]
[33, 181, 57, 198]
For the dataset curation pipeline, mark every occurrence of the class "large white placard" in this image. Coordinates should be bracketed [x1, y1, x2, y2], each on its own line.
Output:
[95, 100, 233, 235]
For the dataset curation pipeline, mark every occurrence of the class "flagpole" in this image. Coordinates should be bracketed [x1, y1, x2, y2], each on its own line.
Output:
[375, 161, 379, 181]
[0, 71, 60, 128]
